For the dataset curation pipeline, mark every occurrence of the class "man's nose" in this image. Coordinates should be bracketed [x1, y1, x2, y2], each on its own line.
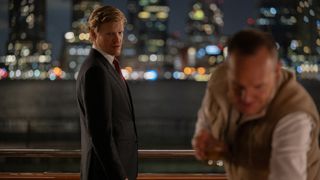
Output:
[241, 89, 254, 104]
[114, 34, 121, 43]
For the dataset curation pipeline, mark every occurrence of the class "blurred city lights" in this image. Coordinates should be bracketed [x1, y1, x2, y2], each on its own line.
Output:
[196, 48, 206, 59]
[173, 71, 186, 80]
[144, 70, 158, 81]
[65, 32, 75, 40]
[197, 67, 206, 75]
[138, 11, 150, 19]
[184, 67, 193, 75]
[125, 67, 133, 73]
[163, 72, 172, 79]
[0, 68, 8, 79]
[121, 69, 130, 80]
[205, 45, 221, 55]
[53, 67, 63, 77]
[130, 71, 140, 80]
[0, 0, 319, 82]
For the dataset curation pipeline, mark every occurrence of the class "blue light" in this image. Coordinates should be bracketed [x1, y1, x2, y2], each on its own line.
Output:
[205, 45, 221, 55]
[316, 20, 320, 29]
[49, 73, 56, 81]
[144, 70, 158, 81]
[34, 70, 41, 77]
[270, 7, 277, 15]
[173, 71, 181, 79]
[296, 66, 303, 74]
[196, 48, 206, 59]
[290, 40, 298, 50]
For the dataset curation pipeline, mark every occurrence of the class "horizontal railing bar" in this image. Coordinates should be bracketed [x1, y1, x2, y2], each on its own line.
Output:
[0, 173, 227, 180]
[0, 149, 195, 158]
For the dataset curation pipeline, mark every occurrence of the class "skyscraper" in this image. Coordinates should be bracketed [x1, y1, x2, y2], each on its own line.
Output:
[185, 0, 225, 68]
[294, 0, 320, 59]
[3, 0, 52, 79]
[256, 0, 320, 73]
[256, 0, 298, 63]
[60, 0, 101, 79]
[123, 0, 170, 72]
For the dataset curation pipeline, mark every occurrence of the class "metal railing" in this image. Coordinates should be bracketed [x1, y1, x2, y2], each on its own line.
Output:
[0, 149, 227, 180]
[0, 149, 195, 158]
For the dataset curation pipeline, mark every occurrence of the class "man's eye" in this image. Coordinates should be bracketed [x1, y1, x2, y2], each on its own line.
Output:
[233, 85, 243, 93]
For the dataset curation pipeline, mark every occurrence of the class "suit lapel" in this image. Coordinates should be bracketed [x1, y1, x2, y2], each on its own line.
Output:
[91, 49, 132, 108]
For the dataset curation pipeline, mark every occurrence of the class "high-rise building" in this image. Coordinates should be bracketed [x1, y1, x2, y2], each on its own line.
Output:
[256, 0, 320, 73]
[294, 0, 320, 59]
[185, 0, 225, 68]
[123, 0, 170, 72]
[2, 0, 52, 79]
[60, 0, 101, 79]
[256, 0, 299, 63]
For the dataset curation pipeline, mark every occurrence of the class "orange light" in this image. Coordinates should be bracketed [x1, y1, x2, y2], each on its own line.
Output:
[197, 67, 206, 75]
[190, 67, 196, 73]
[125, 66, 133, 73]
[184, 67, 192, 75]
[53, 67, 62, 77]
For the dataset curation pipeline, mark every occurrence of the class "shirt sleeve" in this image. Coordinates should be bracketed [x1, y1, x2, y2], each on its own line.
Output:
[268, 112, 314, 180]
[193, 87, 213, 138]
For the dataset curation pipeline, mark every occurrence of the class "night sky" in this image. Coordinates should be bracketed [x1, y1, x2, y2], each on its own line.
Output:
[0, 0, 261, 60]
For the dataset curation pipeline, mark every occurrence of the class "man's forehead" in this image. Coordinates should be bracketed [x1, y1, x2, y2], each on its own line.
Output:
[228, 48, 276, 68]
[98, 21, 124, 32]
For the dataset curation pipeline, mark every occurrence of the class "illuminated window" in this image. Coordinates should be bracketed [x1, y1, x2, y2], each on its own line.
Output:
[156, 11, 168, 19]
[138, 11, 150, 19]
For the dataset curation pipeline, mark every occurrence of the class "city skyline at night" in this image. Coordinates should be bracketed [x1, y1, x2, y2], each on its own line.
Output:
[0, 0, 262, 59]
[0, 0, 319, 80]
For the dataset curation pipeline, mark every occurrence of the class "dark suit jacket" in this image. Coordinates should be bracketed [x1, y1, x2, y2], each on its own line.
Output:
[76, 49, 138, 180]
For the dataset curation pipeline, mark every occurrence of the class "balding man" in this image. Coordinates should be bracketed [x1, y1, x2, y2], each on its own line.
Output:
[192, 29, 320, 180]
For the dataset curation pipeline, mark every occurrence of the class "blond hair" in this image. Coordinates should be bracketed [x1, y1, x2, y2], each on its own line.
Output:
[87, 5, 127, 32]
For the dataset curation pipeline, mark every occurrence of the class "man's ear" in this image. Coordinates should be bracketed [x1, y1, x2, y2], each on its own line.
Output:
[275, 59, 282, 79]
[89, 29, 96, 42]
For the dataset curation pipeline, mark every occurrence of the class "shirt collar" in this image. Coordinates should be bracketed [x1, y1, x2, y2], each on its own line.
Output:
[92, 44, 115, 67]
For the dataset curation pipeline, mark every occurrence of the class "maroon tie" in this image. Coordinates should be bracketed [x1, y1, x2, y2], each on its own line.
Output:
[112, 59, 125, 81]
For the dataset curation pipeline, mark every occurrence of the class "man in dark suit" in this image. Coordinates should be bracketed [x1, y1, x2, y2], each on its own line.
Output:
[76, 5, 138, 180]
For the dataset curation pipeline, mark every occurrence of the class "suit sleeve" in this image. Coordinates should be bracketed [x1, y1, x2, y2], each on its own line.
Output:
[83, 66, 126, 179]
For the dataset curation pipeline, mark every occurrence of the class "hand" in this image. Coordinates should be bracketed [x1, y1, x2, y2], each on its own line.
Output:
[125, 178, 128, 180]
[192, 129, 226, 161]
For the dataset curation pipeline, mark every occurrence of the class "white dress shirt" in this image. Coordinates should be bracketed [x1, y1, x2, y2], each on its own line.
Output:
[268, 112, 312, 180]
[92, 45, 115, 69]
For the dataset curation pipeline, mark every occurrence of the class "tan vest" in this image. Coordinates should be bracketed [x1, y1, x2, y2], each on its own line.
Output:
[208, 63, 320, 180]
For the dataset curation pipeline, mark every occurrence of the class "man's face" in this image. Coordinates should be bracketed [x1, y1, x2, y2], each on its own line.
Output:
[227, 47, 280, 116]
[90, 21, 124, 56]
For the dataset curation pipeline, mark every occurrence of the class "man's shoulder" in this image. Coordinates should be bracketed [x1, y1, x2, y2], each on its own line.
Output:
[77, 58, 105, 84]
[207, 62, 228, 90]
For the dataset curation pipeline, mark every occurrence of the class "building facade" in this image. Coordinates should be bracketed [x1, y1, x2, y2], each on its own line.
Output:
[2, 0, 52, 79]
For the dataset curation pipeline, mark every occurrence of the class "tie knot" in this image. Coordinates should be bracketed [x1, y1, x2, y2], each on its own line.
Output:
[112, 59, 119, 66]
